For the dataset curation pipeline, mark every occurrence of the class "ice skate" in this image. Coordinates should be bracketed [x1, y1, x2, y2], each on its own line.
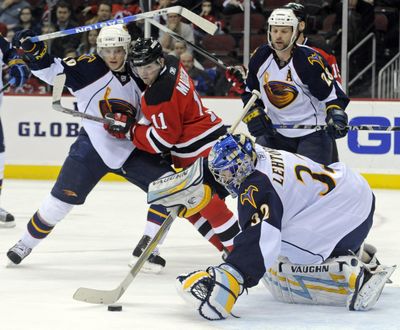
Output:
[129, 235, 166, 274]
[7, 240, 32, 265]
[0, 207, 15, 228]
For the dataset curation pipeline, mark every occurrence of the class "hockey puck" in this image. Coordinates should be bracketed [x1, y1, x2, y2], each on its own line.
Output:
[107, 305, 122, 312]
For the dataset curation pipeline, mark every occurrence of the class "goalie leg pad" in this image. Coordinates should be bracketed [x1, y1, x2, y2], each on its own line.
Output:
[176, 263, 244, 320]
[262, 256, 364, 307]
[347, 264, 396, 311]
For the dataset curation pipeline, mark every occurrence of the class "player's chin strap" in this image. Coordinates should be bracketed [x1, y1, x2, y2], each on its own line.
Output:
[147, 158, 212, 217]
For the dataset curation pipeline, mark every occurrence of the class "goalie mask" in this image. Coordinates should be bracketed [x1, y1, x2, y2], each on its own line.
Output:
[208, 134, 257, 197]
[267, 8, 299, 52]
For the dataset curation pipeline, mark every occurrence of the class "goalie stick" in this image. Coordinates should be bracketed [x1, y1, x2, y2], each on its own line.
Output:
[73, 205, 182, 304]
[270, 123, 400, 131]
[0, 78, 16, 94]
[31, 6, 216, 43]
[52, 74, 114, 124]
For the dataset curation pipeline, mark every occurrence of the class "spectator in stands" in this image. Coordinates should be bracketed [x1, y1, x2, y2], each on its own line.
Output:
[82, 0, 141, 20]
[169, 40, 204, 69]
[180, 51, 214, 96]
[375, 0, 400, 57]
[198, 0, 225, 33]
[77, 29, 98, 56]
[13, 6, 41, 35]
[50, 1, 80, 58]
[222, 0, 262, 15]
[159, 12, 195, 53]
[0, 0, 31, 30]
[84, 0, 112, 25]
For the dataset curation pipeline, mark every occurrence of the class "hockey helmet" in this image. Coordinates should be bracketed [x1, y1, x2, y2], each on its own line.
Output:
[283, 2, 306, 22]
[96, 24, 131, 61]
[267, 8, 299, 51]
[208, 134, 257, 197]
[130, 38, 163, 67]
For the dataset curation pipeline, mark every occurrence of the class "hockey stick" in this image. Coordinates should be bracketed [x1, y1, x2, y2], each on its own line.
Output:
[228, 90, 261, 134]
[149, 18, 227, 70]
[31, 6, 216, 43]
[73, 205, 182, 304]
[0, 78, 15, 94]
[271, 123, 400, 131]
[52, 74, 114, 124]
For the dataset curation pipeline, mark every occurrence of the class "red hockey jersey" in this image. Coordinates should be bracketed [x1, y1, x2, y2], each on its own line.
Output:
[133, 56, 226, 168]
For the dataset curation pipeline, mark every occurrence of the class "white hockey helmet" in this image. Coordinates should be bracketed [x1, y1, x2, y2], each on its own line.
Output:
[267, 8, 299, 52]
[96, 24, 131, 61]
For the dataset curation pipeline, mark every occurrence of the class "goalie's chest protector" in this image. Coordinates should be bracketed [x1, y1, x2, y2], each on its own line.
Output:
[247, 145, 374, 265]
[33, 55, 143, 169]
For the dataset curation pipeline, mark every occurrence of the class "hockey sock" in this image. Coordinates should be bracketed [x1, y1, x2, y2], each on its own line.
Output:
[186, 213, 224, 252]
[200, 195, 240, 252]
[144, 204, 170, 246]
[22, 211, 55, 248]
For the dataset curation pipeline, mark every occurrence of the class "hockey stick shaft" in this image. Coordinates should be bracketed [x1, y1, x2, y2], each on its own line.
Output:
[31, 6, 216, 42]
[52, 74, 113, 124]
[0, 78, 16, 94]
[73, 206, 182, 304]
[228, 90, 261, 134]
[271, 124, 400, 131]
[31, 7, 181, 42]
[149, 18, 226, 69]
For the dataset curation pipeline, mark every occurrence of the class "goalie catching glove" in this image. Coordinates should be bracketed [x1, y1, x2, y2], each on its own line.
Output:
[176, 263, 244, 320]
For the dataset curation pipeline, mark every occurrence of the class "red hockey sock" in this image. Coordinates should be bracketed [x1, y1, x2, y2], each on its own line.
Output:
[186, 213, 224, 252]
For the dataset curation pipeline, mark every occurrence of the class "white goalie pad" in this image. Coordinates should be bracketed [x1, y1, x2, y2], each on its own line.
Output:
[147, 158, 212, 217]
[262, 256, 364, 307]
[262, 255, 396, 311]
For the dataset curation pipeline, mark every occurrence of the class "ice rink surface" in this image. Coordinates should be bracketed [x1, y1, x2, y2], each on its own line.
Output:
[0, 180, 399, 330]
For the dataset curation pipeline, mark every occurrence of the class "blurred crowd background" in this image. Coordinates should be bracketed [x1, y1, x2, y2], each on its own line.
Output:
[1, 0, 399, 97]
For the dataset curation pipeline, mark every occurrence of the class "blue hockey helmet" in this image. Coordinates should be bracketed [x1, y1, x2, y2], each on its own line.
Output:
[208, 134, 257, 197]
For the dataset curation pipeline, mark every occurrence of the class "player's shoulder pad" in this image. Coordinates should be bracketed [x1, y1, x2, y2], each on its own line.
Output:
[62, 54, 109, 91]
[144, 55, 179, 106]
[238, 170, 283, 230]
[248, 44, 272, 73]
[293, 45, 329, 72]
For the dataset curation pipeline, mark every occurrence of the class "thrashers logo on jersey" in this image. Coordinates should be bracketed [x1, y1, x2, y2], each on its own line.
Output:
[263, 72, 298, 109]
[307, 52, 325, 70]
[99, 87, 137, 118]
[240, 185, 258, 208]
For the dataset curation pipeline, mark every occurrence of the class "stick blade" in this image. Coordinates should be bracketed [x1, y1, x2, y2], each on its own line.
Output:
[52, 74, 66, 103]
[180, 8, 217, 35]
[73, 286, 124, 305]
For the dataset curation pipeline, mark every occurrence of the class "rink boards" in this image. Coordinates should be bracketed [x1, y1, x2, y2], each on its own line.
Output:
[2, 95, 400, 188]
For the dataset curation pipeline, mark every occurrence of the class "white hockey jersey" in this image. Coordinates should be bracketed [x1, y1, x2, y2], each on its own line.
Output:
[230, 144, 373, 274]
[30, 53, 144, 169]
[243, 44, 350, 137]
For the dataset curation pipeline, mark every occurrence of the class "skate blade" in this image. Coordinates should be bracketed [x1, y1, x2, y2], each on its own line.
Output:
[128, 257, 164, 274]
[0, 221, 16, 228]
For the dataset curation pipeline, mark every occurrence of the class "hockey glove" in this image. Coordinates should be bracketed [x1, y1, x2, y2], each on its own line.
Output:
[325, 107, 348, 139]
[103, 112, 136, 139]
[176, 263, 244, 320]
[225, 65, 247, 95]
[7, 56, 30, 87]
[12, 29, 47, 62]
[242, 105, 274, 137]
